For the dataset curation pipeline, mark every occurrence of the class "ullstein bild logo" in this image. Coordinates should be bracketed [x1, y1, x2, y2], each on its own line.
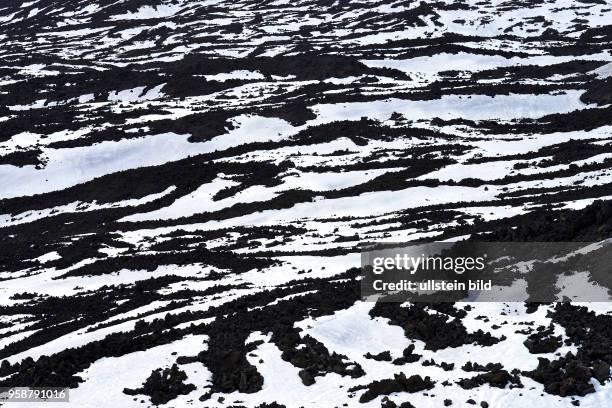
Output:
[360, 241, 612, 303]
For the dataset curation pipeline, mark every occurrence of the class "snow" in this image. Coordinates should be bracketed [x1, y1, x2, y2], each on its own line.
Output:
[190, 185, 498, 232]
[109, 4, 183, 21]
[4, 1, 612, 407]
[196, 301, 606, 408]
[312, 91, 591, 124]
[18, 335, 210, 408]
[120, 178, 241, 222]
[556, 271, 611, 302]
[1, 186, 176, 227]
[108, 84, 165, 102]
[0, 133, 210, 199]
[364, 52, 612, 81]
[203, 70, 265, 82]
[121, 169, 399, 222]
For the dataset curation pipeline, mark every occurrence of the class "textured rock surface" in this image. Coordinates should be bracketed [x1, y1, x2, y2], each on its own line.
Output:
[1, 0, 612, 407]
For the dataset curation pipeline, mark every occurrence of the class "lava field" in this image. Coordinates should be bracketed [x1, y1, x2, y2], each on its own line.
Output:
[1, 0, 612, 407]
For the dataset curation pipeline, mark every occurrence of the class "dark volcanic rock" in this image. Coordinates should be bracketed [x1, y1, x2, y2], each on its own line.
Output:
[123, 364, 196, 405]
[355, 373, 435, 403]
[458, 370, 522, 390]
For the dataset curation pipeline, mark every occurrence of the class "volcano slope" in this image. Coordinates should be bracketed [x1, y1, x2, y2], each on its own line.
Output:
[1, 0, 612, 407]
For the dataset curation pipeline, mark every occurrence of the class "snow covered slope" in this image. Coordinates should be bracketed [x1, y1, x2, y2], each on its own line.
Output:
[1, 0, 612, 407]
